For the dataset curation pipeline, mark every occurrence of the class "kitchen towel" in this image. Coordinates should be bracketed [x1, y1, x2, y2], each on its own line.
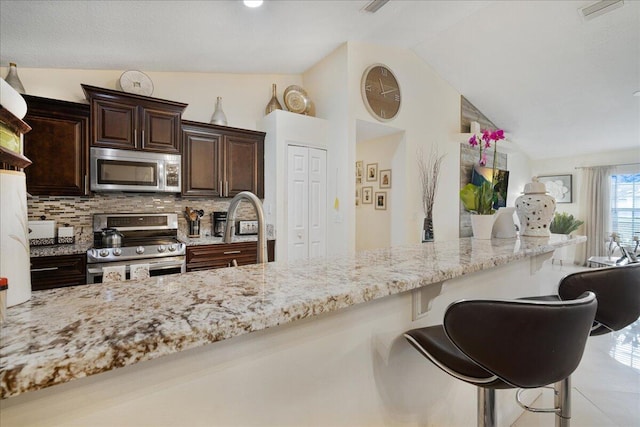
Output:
[102, 265, 126, 283]
[130, 264, 150, 280]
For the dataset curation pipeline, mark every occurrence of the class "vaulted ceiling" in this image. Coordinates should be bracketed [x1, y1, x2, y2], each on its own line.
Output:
[1, 0, 638, 160]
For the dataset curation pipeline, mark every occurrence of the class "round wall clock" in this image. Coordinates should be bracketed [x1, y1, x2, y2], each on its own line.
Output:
[119, 70, 154, 96]
[361, 64, 401, 122]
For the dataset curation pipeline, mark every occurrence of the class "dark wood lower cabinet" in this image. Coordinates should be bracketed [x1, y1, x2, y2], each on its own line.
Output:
[30, 254, 87, 291]
[186, 241, 275, 272]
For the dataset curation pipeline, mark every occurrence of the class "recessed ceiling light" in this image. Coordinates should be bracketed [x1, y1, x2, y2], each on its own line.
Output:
[634, 90, 640, 97]
[244, 0, 263, 8]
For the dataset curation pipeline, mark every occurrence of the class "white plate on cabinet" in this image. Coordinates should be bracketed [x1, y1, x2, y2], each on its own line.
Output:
[119, 70, 154, 96]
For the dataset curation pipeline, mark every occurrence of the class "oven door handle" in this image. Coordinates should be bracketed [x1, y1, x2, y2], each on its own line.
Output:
[87, 259, 185, 275]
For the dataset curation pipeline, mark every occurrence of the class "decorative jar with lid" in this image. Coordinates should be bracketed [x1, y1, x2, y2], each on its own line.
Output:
[515, 177, 556, 237]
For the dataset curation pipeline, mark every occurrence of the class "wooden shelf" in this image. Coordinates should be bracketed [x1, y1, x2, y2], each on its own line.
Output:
[0, 145, 32, 169]
[0, 104, 32, 169]
[0, 105, 31, 135]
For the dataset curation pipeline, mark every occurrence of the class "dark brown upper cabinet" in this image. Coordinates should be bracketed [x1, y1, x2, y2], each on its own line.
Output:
[81, 84, 187, 154]
[23, 95, 90, 196]
[182, 120, 264, 198]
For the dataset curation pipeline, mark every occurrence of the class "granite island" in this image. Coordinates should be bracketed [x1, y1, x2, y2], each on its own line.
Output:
[1, 235, 586, 426]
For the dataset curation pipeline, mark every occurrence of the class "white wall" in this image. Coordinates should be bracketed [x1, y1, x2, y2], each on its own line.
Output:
[304, 42, 463, 253]
[259, 110, 328, 261]
[350, 43, 463, 245]
[356, 133, 403, 250]
[0, 67, 302, 131]
[531, 147, 640, 222]
[501, 146, 533, 230]
[302, 43, 352, 255]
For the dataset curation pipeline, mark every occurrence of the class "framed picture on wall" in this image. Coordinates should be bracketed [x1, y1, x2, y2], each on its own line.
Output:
[380, 169, 391, 188]
[366, 163, 378, 182]
[356, 161, 363, 184]
[362, 186, 373, 204]
[375, 191, 387, 210]
[538, 174, 572, 203]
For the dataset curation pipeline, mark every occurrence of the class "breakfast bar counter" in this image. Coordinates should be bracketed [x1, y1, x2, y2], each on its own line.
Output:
[1, 235, 586, 426]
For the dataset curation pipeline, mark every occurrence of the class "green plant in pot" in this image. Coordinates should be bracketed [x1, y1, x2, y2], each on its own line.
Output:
[460, 181, 496, 215]
[549, 212, 584, 235]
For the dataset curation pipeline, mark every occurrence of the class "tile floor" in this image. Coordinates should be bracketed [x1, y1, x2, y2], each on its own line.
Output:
[513, 262, 640, 427]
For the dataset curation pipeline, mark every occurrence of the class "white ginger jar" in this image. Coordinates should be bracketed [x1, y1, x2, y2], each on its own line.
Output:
[515, 177, 556, 237]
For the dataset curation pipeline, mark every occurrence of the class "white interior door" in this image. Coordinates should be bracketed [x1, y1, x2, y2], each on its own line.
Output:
[308, 149, 326, 259]
[287, 146, 326, 261]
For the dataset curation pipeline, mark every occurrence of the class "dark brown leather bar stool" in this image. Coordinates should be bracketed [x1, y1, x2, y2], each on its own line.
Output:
[557, 263, 640, 335]
[516, 263, 640, 425]
[404, 292, 597, 427]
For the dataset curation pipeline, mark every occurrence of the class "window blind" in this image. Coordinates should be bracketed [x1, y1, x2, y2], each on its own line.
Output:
[610, 173, 640, 244]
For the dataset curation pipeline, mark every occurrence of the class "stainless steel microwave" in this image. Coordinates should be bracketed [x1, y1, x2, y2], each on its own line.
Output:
[90, 147, 181, 193]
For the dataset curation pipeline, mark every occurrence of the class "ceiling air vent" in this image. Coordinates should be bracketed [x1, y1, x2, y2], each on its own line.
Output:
[362, 0, 389, 14]
[579, 0, 624, 21]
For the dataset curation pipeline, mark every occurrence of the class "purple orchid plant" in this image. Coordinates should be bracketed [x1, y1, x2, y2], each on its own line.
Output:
[460, 129, 506, 215]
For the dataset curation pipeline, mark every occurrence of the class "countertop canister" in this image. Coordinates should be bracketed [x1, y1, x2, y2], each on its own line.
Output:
[515, 177, 556, 237]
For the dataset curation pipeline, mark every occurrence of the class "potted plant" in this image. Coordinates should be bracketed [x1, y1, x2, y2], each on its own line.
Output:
[549, 212, 584, 265]
[460, 129, 505, 238]
[549, 212, 584, 235]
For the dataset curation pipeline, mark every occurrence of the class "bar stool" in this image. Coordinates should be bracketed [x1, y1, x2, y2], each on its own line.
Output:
[556, 263, 640, 335]
[516, 263, 640, 424]
[404, 292, 597, 427]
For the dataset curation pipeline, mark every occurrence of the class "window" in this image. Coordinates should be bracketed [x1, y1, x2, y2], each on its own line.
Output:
[610, 172, 640, 245]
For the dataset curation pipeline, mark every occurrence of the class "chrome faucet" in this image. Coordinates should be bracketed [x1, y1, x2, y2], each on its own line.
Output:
[223, 191, 267, 264]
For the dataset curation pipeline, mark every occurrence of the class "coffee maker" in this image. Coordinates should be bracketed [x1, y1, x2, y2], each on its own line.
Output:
[213, 211, 227, 237]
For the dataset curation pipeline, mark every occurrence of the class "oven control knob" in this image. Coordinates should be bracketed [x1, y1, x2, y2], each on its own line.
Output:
[113, 248, 122, 256]
[99, 249, 109, 257]
[136, 246, 145, 254]
[157, 245, 166, 253]
[168, 245, 176, 252]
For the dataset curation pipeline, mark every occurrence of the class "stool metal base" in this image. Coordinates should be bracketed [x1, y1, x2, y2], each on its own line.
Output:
[514, 377, 571, 427]
[554, 377, 571, 427]
[479, 388, 496, 427]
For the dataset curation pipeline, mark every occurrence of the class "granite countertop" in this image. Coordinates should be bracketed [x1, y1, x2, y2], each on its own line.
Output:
[29, 235, 275, 257]
[2, 235, 585, 399]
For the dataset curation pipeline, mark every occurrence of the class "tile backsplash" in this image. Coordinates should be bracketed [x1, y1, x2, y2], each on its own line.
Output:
[28, 192, 261, 243]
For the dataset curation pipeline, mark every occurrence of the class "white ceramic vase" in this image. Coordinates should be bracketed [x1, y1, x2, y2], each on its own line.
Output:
[515, 177, 556, 237]
[492, 207, 517, 238]
[470, 214, 496, 239]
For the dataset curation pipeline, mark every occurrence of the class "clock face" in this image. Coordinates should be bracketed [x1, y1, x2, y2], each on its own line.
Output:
[361, 64, 401, 122]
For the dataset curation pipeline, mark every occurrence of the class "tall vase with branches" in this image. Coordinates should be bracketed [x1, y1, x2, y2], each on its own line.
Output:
[418, 145, 446, 242]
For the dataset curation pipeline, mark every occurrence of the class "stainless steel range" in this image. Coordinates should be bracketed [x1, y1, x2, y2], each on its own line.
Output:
[86, 213, 186, 283]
